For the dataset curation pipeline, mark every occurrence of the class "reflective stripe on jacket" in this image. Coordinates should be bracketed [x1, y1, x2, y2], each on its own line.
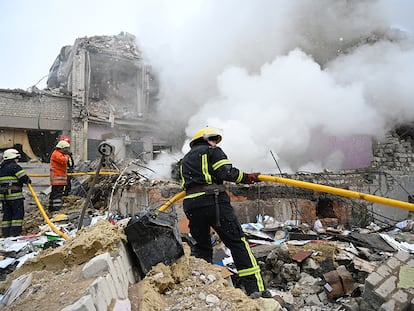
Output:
[180, 141, 248, 198]
[0, 160, 28, 201]
[50, 149, 69, 186]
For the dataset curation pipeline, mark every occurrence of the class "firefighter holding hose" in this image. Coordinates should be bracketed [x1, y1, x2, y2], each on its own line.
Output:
[179, 127, 271, 298]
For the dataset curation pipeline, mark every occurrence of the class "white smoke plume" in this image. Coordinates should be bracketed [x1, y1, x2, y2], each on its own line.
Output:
[135, 0, 414, 174]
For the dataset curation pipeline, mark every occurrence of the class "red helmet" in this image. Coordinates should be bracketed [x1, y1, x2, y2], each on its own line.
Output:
[59, 135, 71, 143]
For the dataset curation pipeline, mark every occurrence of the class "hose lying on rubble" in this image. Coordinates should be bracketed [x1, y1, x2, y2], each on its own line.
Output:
[157, 174, 414, 213]
[27, 183, 70, 240]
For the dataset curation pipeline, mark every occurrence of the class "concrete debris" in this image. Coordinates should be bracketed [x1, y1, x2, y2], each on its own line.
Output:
[1, 163, 414, 310]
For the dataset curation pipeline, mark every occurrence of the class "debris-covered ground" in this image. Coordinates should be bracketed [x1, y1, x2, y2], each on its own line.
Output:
[1, 169, 414, 310]
[0, 220, 276, 311]
[1, 206, 414, 310]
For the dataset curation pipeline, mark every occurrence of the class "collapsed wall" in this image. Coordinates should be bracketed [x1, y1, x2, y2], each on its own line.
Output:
[107, 130, 414, 231]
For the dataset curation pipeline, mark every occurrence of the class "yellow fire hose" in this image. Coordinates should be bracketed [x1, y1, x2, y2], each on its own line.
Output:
[157, 174, 414, 213]
[27, 183, 70, 240]
[27, 171, 119, 177]
[257, 174, 414, 212]
[157, 191, 187, 214]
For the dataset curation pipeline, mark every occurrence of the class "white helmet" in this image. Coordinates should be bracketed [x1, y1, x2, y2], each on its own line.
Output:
[3, 148, 21, 160]
[56, 141, 70, 149]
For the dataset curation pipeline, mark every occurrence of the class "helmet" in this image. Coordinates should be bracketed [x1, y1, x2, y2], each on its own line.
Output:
[190, 127, 222, 147]
[59, 135, 71, 143]
[3, 148, 21, 160]
[56, 141, 70, 149]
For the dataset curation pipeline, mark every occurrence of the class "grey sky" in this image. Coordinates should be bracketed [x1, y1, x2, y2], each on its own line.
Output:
[0, 0, 412, 90]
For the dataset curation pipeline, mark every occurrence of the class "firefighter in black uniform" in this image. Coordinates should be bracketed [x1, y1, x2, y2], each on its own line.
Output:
[0, 149, 31, 237]
[180, 127, 271, 298]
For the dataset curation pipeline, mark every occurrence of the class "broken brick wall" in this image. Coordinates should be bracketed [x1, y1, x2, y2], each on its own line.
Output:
[111, 127, 414, 228]
[112, 164, 412, 230]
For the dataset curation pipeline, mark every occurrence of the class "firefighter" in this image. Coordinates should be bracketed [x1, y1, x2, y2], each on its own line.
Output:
[49, 140, 70, 212]
[179, 127, 271, 298]
[59, 136, 74, 196]
[0, 148, 31, 237]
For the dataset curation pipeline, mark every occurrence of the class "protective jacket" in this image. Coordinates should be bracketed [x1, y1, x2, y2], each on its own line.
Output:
[0, 160, 29, 201]
[67, 152, 74, 173]
[180, 141, 249, 205]
[179, 140, 266, 295]
[50, 149, 69, 186]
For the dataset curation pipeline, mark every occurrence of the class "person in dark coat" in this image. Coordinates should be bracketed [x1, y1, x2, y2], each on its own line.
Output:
[179, 127, 271, 298]
[0, 149, 31, 237]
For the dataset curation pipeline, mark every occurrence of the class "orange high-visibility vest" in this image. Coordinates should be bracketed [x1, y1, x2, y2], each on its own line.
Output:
[50, 149, 69, 186]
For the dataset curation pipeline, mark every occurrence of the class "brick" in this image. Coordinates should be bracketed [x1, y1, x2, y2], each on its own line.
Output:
[406, 259, 414, 268]
[86, 277, 112, 311]
[60, 294, 96, 311]
[365, 272, 382, 293]
[342, 299, 360, 311]
[392, 290, 408, 304]
[105, 274, 118, 299]
[82, 253, 114, 279]
[324, 270, 343, 300]
[374, 275, 397, 300]
[379, 299, 395, 311]
[117, 242, 139, 284]
[337, 265, 353, 294]
[395, 251, 410, 263]
[386, 257, 402, 270]
[376, 264, 392, 278]
[113, 256, 128, 298]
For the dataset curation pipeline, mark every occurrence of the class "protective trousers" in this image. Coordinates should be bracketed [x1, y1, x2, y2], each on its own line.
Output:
[49, 185, 65, 212]
[185, 201, 265, 295]
[1, 199, 24, 237]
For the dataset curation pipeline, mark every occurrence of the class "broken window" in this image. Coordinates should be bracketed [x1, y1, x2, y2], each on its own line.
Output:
[316, 198, 336, 219]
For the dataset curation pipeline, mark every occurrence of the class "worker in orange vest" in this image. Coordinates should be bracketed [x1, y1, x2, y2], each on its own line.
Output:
[59, 136, 74, 195]
[49, 141, 70, 212]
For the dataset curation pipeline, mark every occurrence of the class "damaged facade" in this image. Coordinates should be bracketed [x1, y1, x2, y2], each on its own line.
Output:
[2, 33, 412, 228]
[1, 32, 414, 311]
[0, 32, 167, 163]
[112, 130, 414, 229]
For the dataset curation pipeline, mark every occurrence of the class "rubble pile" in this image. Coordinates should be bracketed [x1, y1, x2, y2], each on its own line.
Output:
[234, 217, 414, 310]
[0, 165, 414, 310]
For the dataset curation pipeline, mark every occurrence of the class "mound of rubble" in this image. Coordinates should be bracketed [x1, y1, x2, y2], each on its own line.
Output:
[0, 220, 277, 311]
[1, 184, 414, 310]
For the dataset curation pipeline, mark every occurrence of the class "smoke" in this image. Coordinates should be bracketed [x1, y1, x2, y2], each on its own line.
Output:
[135, 0, 414, 173]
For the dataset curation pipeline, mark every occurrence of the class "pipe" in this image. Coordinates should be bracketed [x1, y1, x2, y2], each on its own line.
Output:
[159, 175, 414, 214]
[27, 183, 70, 240]
[77, 155, 106, 230]
[258, 174, 414, 212]
[27, 171, 119, 178]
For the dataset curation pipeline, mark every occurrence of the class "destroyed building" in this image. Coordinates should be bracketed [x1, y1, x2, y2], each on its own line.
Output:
[1, 32, 414, 311]
[1, 32, 414, 228]
[0, 32, 168, 163]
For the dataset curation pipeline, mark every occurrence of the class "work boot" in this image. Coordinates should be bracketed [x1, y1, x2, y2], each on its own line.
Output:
[248, 289, 273, 299]
[261, 289, 273, 298]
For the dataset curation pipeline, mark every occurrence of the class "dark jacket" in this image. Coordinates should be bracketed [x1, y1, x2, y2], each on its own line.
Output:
[0, 160, 30, 201]
[180, 141, 249, 209]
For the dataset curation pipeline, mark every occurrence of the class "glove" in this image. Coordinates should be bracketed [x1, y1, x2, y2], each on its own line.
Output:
[246, 173, 260, 184]
[26, 178, 32, 184]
